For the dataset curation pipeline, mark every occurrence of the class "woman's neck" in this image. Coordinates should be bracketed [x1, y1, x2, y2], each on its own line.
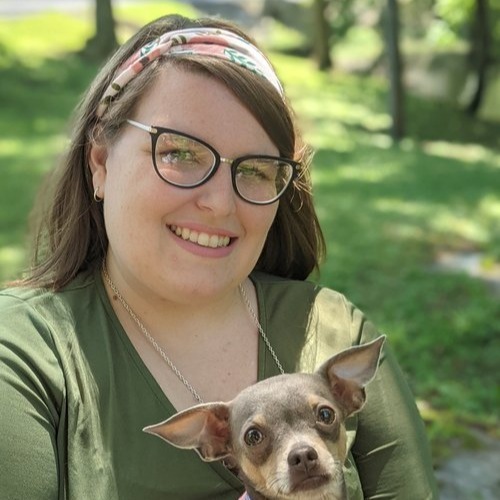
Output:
[101, 261, 259, 409]
[103, 257, 247, 337]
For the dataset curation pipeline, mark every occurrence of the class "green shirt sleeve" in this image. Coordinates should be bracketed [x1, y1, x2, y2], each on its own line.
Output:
[353, 339, 438, 499]
[0, 292, 63, 500]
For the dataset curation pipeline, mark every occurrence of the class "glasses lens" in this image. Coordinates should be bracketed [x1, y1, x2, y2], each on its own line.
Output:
[154, 132, 216, 186]
[235, 158, 294, 204]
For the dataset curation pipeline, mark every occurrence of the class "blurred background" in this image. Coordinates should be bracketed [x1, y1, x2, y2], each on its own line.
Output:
[0, 0, 499, 497]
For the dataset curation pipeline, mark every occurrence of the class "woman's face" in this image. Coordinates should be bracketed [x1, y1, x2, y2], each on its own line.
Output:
[90, 66, 279, 303]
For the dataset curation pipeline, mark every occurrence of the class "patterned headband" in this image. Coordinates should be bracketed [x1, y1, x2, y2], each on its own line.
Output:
[96, 27, 284, 118]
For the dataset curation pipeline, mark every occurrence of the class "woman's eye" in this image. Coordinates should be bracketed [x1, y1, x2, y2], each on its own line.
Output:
[238, 165, 265, 178]
[238, 164, 275, 182]
[317, 406, 336, 425]
[160, 149, 196, 164]
[244, 428, 264, 446]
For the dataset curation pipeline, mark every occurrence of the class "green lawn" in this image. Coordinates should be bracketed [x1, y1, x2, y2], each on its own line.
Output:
[1, 5, 499, 464]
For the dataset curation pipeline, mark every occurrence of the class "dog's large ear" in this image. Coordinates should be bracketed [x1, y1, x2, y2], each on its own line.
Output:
[143, 403, 232, 461]
[318, 336, 385, 417]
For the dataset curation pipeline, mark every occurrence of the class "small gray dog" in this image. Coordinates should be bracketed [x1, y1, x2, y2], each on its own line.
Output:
[144, 336, 385, 500]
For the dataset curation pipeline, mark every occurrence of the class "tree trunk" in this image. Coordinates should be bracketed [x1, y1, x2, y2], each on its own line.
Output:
[385, 0, 405, 141]
[465, 0, 491, 115]
[312, 0, 332, 71]
[83, 0, 118, 60]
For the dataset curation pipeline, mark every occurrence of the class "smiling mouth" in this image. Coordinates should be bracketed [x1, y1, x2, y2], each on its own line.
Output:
[169, 225, 232, 248]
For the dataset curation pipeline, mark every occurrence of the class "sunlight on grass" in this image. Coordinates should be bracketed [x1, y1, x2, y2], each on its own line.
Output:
[479, 195, 500, 217]
[259, 20, 307, 53]
[334, 26, 383, 65]
[0, 134, 67, 161]
[115, 1, 198, 23]
[115, 1, 199, 41]
[274, 54, 392, 143]
[375, 198, 435, 217]
[0, 13, 92, 64]
[364, 132, 393, 148]
[307, 124, 356, 152]
[422, 141, 500, 166]
[430, 212, 490, 243]
[294, 95, 391, 133]
[0, 138, 22, 156]
[0, 246, 26, 283]
[333, 163, 401, 183]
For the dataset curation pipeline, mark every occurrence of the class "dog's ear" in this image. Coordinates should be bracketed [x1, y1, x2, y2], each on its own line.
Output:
[318, 336, 385, 417]
[143, 403, 232, 461]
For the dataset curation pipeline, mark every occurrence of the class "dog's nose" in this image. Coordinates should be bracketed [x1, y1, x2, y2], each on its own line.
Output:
[287, 445, 319, 472]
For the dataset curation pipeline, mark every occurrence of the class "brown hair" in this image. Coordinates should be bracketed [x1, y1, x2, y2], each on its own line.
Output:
[20, 14, 325, 290]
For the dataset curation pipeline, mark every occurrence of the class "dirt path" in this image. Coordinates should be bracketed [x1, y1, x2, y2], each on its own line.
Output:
[436, 430, 500, 499]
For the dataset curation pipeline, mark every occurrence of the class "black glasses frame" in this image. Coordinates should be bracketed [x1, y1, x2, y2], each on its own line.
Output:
[126, 119, 300, 205]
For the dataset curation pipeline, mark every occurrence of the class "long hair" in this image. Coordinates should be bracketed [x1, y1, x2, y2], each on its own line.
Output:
[19, 14, 325, 290]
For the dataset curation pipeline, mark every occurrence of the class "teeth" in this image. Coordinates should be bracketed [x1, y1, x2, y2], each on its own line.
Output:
[198, 233, 209, 246]
[209, 235, 219, 248]
[169, 225, 231, 248]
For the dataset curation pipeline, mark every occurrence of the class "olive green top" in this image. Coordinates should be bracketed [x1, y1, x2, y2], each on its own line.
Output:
[0, 270, 438, 499]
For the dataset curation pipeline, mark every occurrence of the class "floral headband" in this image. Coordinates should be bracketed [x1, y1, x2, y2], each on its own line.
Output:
[96, 27, 284, 118]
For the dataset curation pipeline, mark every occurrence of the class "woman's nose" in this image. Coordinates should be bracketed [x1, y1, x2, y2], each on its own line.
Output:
[195, 159, 237, 215]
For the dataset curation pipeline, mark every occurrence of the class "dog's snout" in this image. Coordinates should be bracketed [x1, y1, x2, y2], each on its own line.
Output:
[287, 445, 319, 472]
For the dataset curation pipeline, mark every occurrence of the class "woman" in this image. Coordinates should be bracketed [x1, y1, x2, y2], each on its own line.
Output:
[0, 14, 438, 499]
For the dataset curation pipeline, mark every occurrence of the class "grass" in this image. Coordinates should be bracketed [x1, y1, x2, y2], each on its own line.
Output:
[1, 6, 499, 464]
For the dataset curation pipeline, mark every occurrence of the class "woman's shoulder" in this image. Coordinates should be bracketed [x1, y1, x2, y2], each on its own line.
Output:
[0, 270, 97, 316]
[0, 270, 104, 391]
[0, 270, 102, 353]
[253, 272, 378, 360]
[251, 271, 352, 316]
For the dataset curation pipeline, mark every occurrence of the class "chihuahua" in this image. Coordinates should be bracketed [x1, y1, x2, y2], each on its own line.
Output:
[144, 336, 385, 500]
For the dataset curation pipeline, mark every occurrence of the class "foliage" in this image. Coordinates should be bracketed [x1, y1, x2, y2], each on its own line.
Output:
[326, 0, 356, 41]
[435, 0, 475, 29]
[1, 7, 499, 465]
[413, 0, 500, 56]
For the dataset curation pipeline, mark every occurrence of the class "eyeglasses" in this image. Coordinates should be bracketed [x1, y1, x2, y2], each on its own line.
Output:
[126, 119, 300, 205]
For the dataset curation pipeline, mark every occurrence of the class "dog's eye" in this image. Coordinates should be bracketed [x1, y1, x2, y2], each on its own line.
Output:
[244, 428, 264, 446]
[317, 406, 336, 425]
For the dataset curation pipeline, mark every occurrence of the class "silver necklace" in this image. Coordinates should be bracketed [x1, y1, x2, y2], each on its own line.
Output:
[102, 265, 284, 404]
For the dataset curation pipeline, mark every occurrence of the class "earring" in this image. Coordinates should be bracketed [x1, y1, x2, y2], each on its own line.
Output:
[93, 186, 103, 202]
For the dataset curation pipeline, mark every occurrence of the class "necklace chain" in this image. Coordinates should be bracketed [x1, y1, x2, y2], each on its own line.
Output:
[238, 283, 284, 376]
[102, 265, 284, 404]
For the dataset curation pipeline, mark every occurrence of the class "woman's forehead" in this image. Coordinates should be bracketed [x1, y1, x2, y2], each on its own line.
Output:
[135, 65, 236, 118]
[134, 67, 278, 155]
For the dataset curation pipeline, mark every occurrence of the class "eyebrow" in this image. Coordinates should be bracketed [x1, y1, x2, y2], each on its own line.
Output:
[127, 119, 280, 158]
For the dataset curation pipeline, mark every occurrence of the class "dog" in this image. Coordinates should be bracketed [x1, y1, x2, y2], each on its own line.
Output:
[144, 336, 385, 499]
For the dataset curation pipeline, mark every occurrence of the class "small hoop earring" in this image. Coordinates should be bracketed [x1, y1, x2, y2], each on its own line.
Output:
[93, 186, 103, 203]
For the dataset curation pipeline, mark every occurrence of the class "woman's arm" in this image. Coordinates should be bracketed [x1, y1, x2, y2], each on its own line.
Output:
[0, 293, 62, 500]
[351, 306, 439, 499]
